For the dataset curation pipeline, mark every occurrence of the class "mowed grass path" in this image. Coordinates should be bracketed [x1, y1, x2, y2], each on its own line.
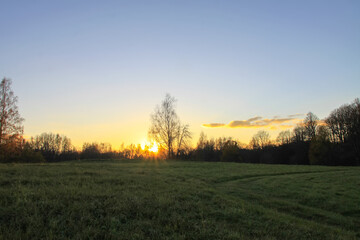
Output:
[0, 160, 359, 239]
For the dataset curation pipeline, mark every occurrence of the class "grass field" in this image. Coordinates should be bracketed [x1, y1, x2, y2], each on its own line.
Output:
[0, 160, 359, 239]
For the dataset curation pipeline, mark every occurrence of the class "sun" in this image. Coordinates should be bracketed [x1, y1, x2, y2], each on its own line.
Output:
[141, 140, 159, 153]
[149, 144, 158, 153]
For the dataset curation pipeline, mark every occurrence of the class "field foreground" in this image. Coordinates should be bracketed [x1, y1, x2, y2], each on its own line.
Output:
[0, 160, 359, 239]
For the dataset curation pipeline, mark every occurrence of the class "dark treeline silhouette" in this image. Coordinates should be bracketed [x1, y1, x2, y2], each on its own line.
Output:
[78, 142, 157, 160]
[22, 96, 357, 165]
[191, 99, 360, 166]
[0, 77, 359, 165]
[22, 136, 163, 162]
[27, 133, 77, 162]
[191, 132, 310, 164]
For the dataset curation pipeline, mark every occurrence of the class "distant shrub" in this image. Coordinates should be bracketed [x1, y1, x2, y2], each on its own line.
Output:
[81, 142, 113, 159]
[221, 141, 242, 162]
[19, 147, 46, 163]
[309, 139, 331, 165]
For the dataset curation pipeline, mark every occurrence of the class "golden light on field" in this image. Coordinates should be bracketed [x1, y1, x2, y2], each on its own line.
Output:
[141, 140, 159, 153]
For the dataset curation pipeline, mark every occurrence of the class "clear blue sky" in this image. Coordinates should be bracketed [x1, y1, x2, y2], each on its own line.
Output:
[1, 0, 359, 147]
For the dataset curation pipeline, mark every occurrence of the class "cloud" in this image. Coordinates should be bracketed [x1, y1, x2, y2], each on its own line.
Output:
[247, 116, 262, 122]
[228, 120, 264, 128]
[202, 115, 304, 130]
[261, 118, 295, 124]
[202, 123, 226, 128]
[288, 113, 304, 118]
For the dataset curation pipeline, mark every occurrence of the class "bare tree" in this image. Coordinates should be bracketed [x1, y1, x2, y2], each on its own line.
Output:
[351, 98, 360, 157]
[176, 124, 192, 157]
[276, 130, 291, 145]
[292, 124, 306, 142]
[325, 99, 360, 148]
[250, 130, 271, 149]
[148, 94, 191, 159]
[304, 112, 319, 140]
[325, 104, 350, 143]
[0, 78, 24, 144]
[196, 131, 207, 150]
[29, 133, 76, 161]
[316, 125, 331, 142]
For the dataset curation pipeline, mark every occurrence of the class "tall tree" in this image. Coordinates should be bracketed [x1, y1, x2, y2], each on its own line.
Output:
[148, 94, 191, 159]
[176, 124, 192, 157]
[250, 130, 271, 149]
[292, 124, 306, 142]
[325, 104, 351, 143]
[276, 130, 291, 145]
[304, 112, 319, 141]
[0, 78, 24, 144]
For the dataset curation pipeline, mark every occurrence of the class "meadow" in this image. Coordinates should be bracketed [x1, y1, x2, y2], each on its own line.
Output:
[0, 160, 359, 239]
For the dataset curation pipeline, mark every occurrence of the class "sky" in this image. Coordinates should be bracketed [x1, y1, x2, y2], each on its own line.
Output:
[1, 0, 359, 148]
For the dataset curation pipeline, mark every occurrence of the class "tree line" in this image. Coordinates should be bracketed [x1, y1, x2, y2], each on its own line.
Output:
[0, 77, 359, 165]
[193, 103, 359, 166]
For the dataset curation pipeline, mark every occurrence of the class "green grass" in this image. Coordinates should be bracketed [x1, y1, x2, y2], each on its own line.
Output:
[0, 160, 359, 239]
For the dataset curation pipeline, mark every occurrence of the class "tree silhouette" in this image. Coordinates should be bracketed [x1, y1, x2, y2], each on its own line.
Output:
[325, 104, 350, 143]
[0, 78, 24, 145]
[276, 130, 291, 145]
[304, 112, 319, 141]
[250, 130, 271, 149]
[176, 124, 192, 157]
[29, 132, 76, 161]
[292, 124, 306, 142]
[148, 94, 191, 159]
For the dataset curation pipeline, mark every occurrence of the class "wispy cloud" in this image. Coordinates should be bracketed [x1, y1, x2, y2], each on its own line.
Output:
[247, 116, 262, 122]
[202, 115, 303, 130]
[202, 123, 226, 128]
[288, 113, 304, 118]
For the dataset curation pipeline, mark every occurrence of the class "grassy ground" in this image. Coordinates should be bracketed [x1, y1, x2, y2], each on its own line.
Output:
[0, 160, 359, 239]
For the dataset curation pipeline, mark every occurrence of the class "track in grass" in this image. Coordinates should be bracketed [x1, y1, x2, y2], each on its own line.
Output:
[0, 160, 359, 239]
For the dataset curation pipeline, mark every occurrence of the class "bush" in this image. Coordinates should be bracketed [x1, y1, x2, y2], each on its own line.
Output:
[309, 139, 331, 165]
[221, 141, 241, 162]
[19, 148, 46, 163]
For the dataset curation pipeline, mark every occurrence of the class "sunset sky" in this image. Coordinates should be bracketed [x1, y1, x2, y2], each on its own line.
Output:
[1, 0, 359, 148]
